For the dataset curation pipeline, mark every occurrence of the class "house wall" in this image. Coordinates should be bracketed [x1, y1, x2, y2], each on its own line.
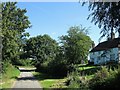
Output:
[118, 47, 120, 63]
[90, 48, 119, 65]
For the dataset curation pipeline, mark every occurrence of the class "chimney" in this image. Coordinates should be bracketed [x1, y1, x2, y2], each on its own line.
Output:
[92, 42, 95, 48]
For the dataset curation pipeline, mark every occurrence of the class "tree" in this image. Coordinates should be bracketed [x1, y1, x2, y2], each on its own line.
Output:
[2, 2, 31, 63]
[24, 34, 58, 65]
[60, 26, 92, 66]
[83, 2, 120, 40]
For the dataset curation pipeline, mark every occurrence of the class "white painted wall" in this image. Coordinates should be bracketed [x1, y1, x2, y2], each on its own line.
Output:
[90, 48, 119, 65]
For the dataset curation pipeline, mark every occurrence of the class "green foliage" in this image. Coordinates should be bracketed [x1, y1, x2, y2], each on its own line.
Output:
[67, 71, 80, 88]
[1, 63, 20, 88]
[24, 34, 58, 65]
[48, 59, 68, 77]
[13, 59, 34, 66]
[2, 2, 31, 65]
[33, 72, 66, 88]
[66, 70, 89, 89]
[84, 2, 120, 39]
[60, 25, 93, 66]
[1, 61, 10, 74]
[65, 65, 120, 89]
[26, 26, 93, 77]
[25, 34, 61, 76]
[89, 66, 120, 89]
[78, 65, 101, 75]
[89, 66, 109, 89]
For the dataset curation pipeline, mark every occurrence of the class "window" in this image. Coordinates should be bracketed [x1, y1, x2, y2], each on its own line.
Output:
[91, 58, 94, 62]
[97, 56, 101, 60]
[110, 54, 115, 60]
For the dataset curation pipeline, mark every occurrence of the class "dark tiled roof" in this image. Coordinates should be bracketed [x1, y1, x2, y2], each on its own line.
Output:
[90, 38, 120, 52]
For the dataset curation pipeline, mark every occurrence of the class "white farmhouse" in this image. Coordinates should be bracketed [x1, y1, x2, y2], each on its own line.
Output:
[89, 38, 120, 65]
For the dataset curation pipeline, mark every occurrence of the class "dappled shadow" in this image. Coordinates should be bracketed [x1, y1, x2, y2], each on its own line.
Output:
[80, 68, 101, 75]
[16, 68, 37, 81]
[10, 76, 18, 79]
[78, 67, 101, 76]
[19, 69, 36, 72]
[34, 72, 64, 81]
[17, 76, 37, 81]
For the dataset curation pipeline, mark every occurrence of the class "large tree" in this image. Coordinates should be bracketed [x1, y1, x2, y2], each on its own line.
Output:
[60, 26, 93, 66]
[2, 2, 31, 63]
[24, 34, 58, 64]
[83, 2, 120, 40]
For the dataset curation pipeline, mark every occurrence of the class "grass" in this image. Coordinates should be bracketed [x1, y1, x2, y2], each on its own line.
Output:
[78, 65, 97, 71]
[1, 64, 20, 89]
[33, 72, 67, 88]
[78, 64, 101, 76]
[18, 65, 35, 68]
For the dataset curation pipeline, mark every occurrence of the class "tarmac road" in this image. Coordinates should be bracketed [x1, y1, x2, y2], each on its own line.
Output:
[12, 67, 42, 89]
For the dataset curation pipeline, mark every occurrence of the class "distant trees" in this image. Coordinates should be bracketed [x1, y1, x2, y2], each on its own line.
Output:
[2, 2, 31, 64]
[83, 2, 120, 40]
[23, 26, 92, 76]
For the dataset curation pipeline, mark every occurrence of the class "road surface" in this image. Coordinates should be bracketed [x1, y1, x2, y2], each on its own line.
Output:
[12, 67, 42, 89]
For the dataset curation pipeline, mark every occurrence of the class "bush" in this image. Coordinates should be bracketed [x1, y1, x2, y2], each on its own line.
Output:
[48, 59, 68, 77]
[66, 70, 89, 89]
[89, 66, 120, 89]
[35, 61, 49, 73]
[1, 62, 20, 88]
[13, 59, 34, 66]
[1, 61, 9, 73]
[66, 71, 80, 88]
[106, 66, 120, 88]
[89, 66, 110, 89]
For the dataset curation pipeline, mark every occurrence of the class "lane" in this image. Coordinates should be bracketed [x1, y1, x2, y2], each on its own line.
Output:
[12, 67, 42, 89]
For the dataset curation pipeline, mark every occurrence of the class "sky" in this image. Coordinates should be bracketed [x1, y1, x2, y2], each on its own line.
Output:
[17, 2, 103, 45]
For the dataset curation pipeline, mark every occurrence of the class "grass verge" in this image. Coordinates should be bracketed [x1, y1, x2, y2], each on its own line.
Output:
[33, 72, 67, 88]
[1, 64, 20, 89]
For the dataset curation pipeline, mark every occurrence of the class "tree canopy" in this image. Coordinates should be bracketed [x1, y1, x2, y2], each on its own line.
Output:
[24, 34, 58, 64]
[2, 2, 31, 63]
[60, 26, 93, 65]
[83, 2, 120, 40]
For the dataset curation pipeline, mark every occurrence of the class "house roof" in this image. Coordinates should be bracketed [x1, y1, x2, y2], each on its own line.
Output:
[90, 38, 120, 52]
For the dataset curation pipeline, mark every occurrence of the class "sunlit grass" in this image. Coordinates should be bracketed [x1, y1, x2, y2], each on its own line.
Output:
[18, 65, 35, 68]
[78, 65, 97, 71]
[1, 64, 20, 89]
[33, 72, 67, 88]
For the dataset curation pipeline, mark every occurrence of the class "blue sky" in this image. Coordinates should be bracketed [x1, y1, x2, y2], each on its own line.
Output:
[17, 2, 102, 45]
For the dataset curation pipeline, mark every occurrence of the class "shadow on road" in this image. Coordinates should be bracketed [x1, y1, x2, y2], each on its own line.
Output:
[19, 69, 36, 72]
[17, 76, 36, 81]
[17, 68, 37, 81]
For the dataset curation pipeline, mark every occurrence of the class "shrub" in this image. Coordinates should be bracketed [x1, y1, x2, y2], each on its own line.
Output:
[67, 71, 80, 88]
[35, 61, 49, 73]
[66, 70, 89, 89]
[106, 66, 120, 89]
[88, 66, 120, 89]
[89, 66, 110, 89]
[48, 59, 68, 77]
[13, 59, 34, 66]
[1, 61, 10, 73]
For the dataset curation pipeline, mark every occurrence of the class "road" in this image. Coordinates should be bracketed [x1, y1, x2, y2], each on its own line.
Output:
[12, 67, 42, 89]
